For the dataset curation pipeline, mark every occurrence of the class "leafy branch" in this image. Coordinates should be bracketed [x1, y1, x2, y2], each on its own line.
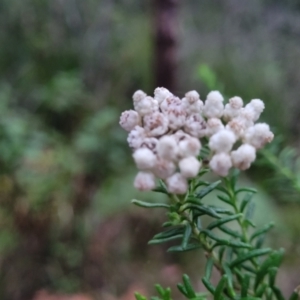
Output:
[132, 169, 297, 300]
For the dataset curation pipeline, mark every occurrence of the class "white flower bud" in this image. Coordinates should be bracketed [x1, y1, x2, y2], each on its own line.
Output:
[157, 135, 178, 160]
[226, 118, 246, 138]
[166, 173, 188, 194]
[141, 137, 159, 154]
[209, 129, 236, 153]
[184, 114, 207, 138]
[174, 130, 189, 143]
[206, 118, 224, 136]
[160, 95, 181, 113]
[134, 96, 157, 116]
[133, 90, 147, 103]
[119, 110, 140, 132]
[179, 156, 201, 178]
[133, 148, 157, 170]
[182, 98, 203, 115]
[245, 99, 265, 121]
[134, 172, 156, 191]
[152, 157, 176, 179]
[243, 123, 274, 149]
[203, 91, 224, 118]
[154, 87, 172, 104]
[231, 144, 256, 170]
[229, 96, 243, 109]
[223, 97, 243, 121]
[178, 136, 201, 158]
[238, 107, 255, 128]
[127, 126, 146, 149]
[166, 104, 186, 130]
[143, 112, 169, 136]
[185, 90, 200, 103]
[209, 153, 232, 177]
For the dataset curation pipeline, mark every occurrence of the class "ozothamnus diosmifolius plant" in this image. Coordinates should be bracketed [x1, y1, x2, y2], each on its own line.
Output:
[119, 88, 299, 300]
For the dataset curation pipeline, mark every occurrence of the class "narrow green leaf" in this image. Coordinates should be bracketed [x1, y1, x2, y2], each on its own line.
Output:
[230, 168, 240, 187]
[183, 274, 196, 298]
[241, 274, 250, 298]
[268, 267, 278, 287]
[202, 278, 216, 294]
[181, 204, 221, 219]
[162, 221, 173, 228]
[236, 187, 257, 195]
[230, 248, 272, 268]
[255, 234, 266, 248]
[177, 283, 188, 297]
[204, 230, 251, 249]
[250, 222, 275, 242]
[154, 227, 184, 239]
[207, 214, 242, 230]
[152, 187, 169, 194]
[240, 298, 262, 300]
[240, 192, 255, 212]
[155, 284, 165, 297]
[240, 264, 256, 274]
[131, 199, 170, 209]
[255, 249, 285, 290]
[266, 287, 273, 300]
[204, 257, 214, 280]
[216, 186, 231, 196]
[167, 243, 201, 252]
[196, 180, 221, 199]
[289, 290, 300, 300]
[148, 234, 183, 245]
[222, 263, 235, 298]
[194, 180, 209, 191]
[163, 287, 171, 300]
[245, 201, 255, 220]
[208, 206, 233, 215]
[256, 283, 268, 298]
[181, 224, 192, 248]
[218, 246, 226, 263]
[159, 179, 169, 193]
[217, 195, 234, 207]
[244, 219, 256, 228]
[272, 286, 285, 300]
[219, 225, 243, 239]
[135, 292, 147, 300]
[214, 275, 228, 300]
[235, 268, 244, 286]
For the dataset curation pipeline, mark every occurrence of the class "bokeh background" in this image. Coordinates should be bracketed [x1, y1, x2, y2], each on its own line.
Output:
[1, 0, 300, 299]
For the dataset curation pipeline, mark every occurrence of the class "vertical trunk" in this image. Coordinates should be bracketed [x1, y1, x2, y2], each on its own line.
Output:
[153, 0, 179, 92]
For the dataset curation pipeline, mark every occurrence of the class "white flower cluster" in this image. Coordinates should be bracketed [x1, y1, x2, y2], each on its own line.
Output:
[120, 88, 274, 194]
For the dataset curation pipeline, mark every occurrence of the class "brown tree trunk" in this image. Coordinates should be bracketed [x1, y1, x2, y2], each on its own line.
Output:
[153, 0, 179, 93]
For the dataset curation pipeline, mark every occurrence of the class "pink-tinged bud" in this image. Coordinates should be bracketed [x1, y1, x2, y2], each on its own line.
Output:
[203, 91, 224, 118]
[133, 148, 157, 170]
[184, 114, 207, 138]
[134, 172, 156, 191]
[127, 126, 146, 149]
[119, 110, 140, 132]
[209, 153, 232, 177]
[243, 123, 274, 149]
[143, 112, 169, 137]
[231, 144, 256, 170]
[209, 129, 236, 153]
[166, 173, 188, 194]
[179, 156, 201, 178]
[157, 135, 178, 161]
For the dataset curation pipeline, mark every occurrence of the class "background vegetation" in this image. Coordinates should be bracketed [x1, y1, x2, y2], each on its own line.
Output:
[0, 0, 300, 299]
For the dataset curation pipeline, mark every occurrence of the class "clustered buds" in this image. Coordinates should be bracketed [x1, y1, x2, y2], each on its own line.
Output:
[120, 87, 274, 194]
